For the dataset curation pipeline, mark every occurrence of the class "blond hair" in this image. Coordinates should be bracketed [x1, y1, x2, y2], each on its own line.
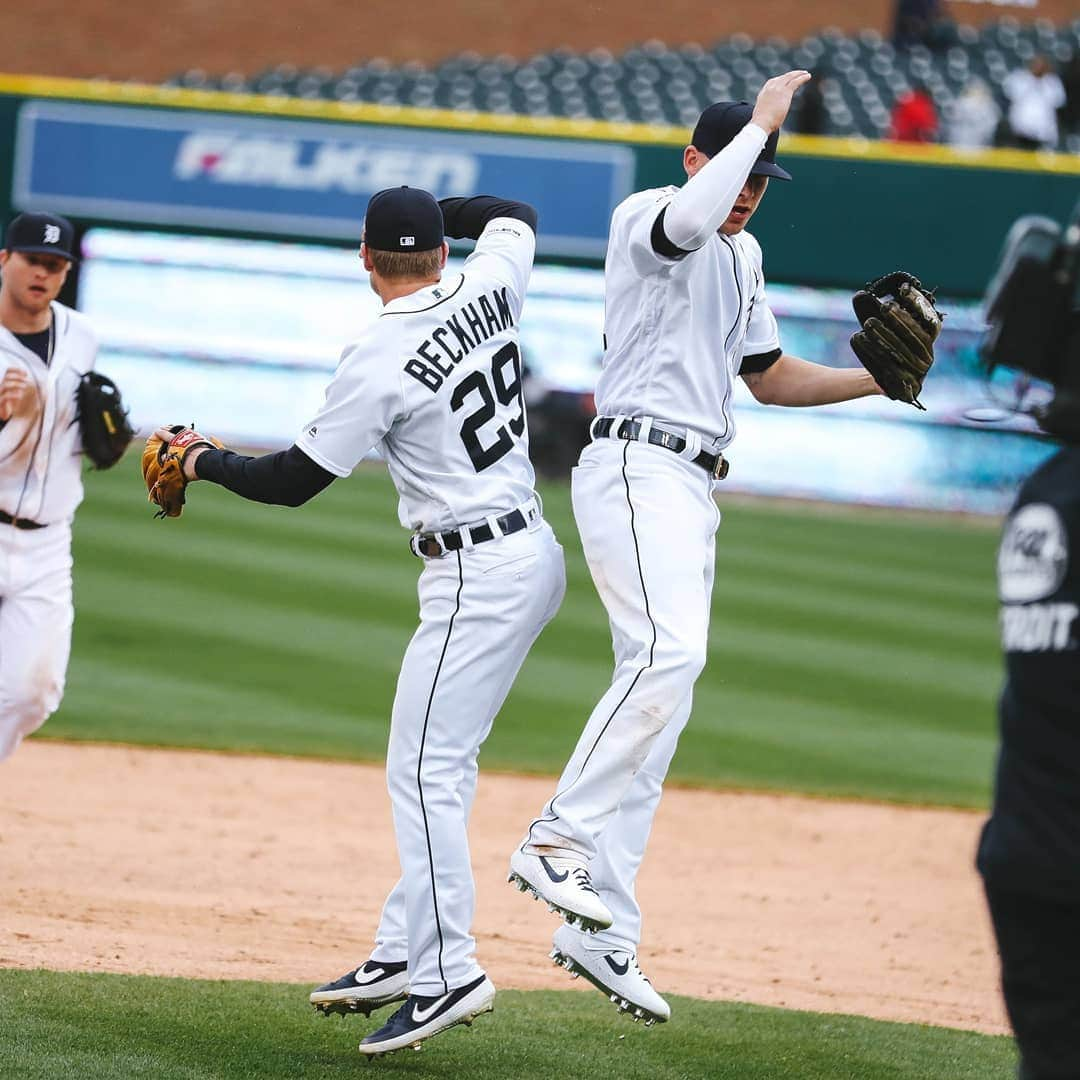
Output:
[367, 246, 443, 282]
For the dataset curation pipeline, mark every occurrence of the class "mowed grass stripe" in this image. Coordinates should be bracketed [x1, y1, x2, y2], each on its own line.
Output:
[64, 659, 392, 754]
[492, 668, 995, 804]
[711, 573, 995, 655]
[0, 969, 1015, 1080]
[54, 455, 1004, 806]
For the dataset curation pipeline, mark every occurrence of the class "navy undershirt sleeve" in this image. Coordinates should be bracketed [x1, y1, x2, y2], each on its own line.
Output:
[650, 206, 694, 259]
[439, 196, 538, 239]
[739, 347, 783, 375]
[194, 443, 336, 507]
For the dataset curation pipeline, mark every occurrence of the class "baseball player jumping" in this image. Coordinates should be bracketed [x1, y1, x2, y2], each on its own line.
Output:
[509, 71, 939, 1025]
[0, 213, 113, 761]
[144, 188, 565, 1055]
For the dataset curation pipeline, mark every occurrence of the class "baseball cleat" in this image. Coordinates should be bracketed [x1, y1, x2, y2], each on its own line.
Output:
[550, 924, 670, 1025]
[309, 959, 409, 1017]
[358, 974, 495, 1056]
[507, 848, 613, 932]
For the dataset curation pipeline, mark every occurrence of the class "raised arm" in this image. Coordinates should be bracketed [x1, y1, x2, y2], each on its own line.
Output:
[439, 196, 537, 239]
[661, 71, 810, 252]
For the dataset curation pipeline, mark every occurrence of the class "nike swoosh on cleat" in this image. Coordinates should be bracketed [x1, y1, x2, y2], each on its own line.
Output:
[353, 966, 397, 986]
[539, 856, 569, 883]
[411, 992, 453, 1023]
[604, 956, 630, 976]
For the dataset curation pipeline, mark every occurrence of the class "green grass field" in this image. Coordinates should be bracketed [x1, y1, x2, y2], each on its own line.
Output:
[0, 970, 1015, 1080]
[53, 456, 1003, 807]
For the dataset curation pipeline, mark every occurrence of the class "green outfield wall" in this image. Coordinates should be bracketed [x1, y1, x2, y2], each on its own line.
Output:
[1, 73, 1078, 296]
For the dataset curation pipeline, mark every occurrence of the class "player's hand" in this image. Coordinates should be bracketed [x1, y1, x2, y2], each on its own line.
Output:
[751, 70, 812, 134]
[152, 426, 211, 481]
[0, 367, 35, 421]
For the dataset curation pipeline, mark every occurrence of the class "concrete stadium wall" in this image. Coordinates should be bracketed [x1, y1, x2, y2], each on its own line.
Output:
[0, 1, 1074, 82]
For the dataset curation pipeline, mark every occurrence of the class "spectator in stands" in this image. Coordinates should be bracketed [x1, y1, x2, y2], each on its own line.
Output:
[1003, 56, 1066, 151]
[1059, 52, 1080, 141]
[791, 71, 827, 136]
[948, 77, 1000, 150]
[891, 0, 942, 50]
[889, 82, 938, 142]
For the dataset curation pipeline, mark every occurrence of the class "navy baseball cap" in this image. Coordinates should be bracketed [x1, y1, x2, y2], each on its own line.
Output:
[4, 211, 78, 260]
[363, 187, 444, 252]
[691, 102, 792, 181]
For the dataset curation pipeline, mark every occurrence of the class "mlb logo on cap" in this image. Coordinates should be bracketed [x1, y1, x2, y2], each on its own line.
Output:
[363, 187, 444, 253]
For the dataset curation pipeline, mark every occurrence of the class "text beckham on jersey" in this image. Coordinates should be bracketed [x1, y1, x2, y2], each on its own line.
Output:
[404, 286, 515, 393]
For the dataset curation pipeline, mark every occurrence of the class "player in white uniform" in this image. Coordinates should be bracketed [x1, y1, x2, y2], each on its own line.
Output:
[0, 212, 98, 762]
[509, 73, 898, 1024]
[162, 187, 565, 1055]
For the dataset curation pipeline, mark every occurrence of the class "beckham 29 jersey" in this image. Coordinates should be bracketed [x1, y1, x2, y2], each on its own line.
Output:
[296, 219, 536, 533]
[597, 186, 781, 448]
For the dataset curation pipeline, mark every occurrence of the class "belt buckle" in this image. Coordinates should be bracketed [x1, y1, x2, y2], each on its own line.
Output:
[712, 455, 729, 481]
[411, 534, 443, 559]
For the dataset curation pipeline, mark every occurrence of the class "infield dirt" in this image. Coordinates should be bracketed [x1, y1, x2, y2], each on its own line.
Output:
[0, 741, 1006, 1034]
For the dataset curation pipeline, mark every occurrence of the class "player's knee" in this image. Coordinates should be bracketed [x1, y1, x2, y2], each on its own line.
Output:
[0, 680, 57, 740]
[654, 636, 708, 689]
[386, 746, 459, 801]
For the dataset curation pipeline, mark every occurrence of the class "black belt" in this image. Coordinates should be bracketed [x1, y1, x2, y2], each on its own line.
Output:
[411, 505, 534, 559]
[0, 509, 48, 530]
[592, 417, 729, 480]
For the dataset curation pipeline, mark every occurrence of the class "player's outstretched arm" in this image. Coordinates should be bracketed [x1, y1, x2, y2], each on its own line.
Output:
[742, 354, 883, 407]
[663, 70, 810, 252]
[189, 441, 336, 506]
[144, 425, 336, 518]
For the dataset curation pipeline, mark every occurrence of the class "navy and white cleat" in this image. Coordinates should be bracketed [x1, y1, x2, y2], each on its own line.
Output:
[508, 848, 613, 932]
[358, 974, 495, 1056]
[309, 959, 409, 1017]
[550, 924, 670, 1025]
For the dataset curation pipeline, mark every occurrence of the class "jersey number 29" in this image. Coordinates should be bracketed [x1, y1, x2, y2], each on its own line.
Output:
[451, 342, 525, 473]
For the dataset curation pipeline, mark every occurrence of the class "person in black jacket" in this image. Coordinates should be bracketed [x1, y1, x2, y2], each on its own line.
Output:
[977, 202, 1080, 1080]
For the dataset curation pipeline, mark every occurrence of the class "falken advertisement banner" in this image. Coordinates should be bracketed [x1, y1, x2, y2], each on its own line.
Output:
[13, 100, 635, 258]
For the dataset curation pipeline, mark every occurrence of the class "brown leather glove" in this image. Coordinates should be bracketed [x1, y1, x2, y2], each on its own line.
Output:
[142, 425, 223, 518]
[850, 271, 944, 411]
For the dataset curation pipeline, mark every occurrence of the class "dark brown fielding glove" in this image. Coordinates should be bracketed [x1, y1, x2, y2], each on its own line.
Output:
[850, 270, 944, 410]
[76, 372, 135, 468]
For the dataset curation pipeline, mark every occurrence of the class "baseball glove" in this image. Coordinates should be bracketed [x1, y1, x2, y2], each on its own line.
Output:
[142, 425, 223, 519]
[76, 372, 135, 469]
[850, 271, 944, 410]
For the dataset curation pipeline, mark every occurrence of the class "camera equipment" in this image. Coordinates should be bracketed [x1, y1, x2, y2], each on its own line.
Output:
[980, 198, 1080, 438]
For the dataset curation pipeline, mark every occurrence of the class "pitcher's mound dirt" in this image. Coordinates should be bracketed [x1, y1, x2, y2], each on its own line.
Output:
[0, 741, 1006, 1033]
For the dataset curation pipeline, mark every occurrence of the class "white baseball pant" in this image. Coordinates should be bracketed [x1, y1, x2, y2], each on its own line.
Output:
[0, 521, 74, 762]
[373, 520, 566, 996]
[525, 436, 719, 951]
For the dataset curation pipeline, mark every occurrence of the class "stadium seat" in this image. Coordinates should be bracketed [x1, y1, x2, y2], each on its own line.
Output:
[172, 19, 1079, 148]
